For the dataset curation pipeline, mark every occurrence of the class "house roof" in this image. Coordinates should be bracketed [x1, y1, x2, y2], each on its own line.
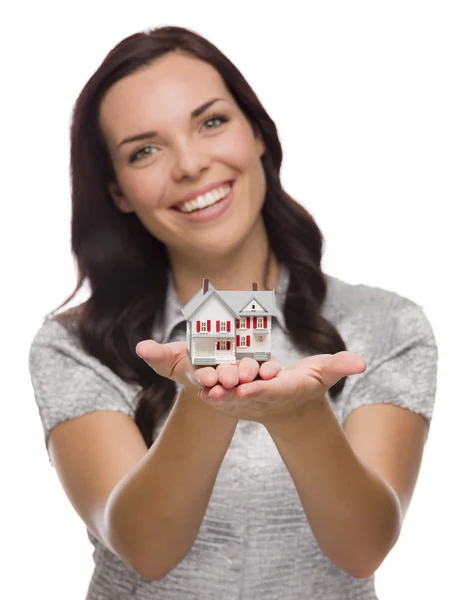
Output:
[181, 282, 277, 321]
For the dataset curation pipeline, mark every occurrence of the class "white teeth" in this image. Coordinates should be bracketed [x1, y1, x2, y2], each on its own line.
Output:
[178, 184, 232, 213]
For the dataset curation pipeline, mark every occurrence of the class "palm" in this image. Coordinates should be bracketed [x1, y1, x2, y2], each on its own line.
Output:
[213, 355, 331, 404]
[202, 351, 367, 425]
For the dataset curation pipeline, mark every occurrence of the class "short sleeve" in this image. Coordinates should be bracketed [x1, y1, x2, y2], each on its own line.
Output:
[28, 318, 137, 464]
[341, 301, 438, 438]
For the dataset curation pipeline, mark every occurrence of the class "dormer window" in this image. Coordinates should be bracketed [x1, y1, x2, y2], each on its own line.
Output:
[251, 304, 256, 309]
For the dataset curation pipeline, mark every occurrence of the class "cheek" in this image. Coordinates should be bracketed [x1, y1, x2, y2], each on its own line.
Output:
[124, 173, 166, 210]
[216, 126, 258, 170]
[224, 128, 266, 204]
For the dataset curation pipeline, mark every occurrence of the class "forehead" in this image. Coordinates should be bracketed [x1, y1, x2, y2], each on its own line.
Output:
[99, 53, 230, 144]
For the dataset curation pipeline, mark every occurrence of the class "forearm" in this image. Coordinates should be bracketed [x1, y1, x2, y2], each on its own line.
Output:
[265, 397, 402, 579]
[105, 388, 239, 580]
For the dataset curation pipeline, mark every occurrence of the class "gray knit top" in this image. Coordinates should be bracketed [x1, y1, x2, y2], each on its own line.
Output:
[28, 264, 438, 599]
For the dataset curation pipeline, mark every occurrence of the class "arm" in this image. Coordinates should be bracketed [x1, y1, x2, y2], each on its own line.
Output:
[105, 388, 239, 581]
[264, 396, 406, 579]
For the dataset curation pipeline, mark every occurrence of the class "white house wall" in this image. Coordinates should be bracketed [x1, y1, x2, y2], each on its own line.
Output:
[192, 295, 235, 335]
[237, 315, 271, 354]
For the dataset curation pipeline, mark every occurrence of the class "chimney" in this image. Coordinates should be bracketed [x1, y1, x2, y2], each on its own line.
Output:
[252, 282, 258, 291]
[203, 278, 209, 294]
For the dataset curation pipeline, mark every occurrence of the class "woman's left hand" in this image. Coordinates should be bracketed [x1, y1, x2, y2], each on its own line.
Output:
[194, 351, 367, 427]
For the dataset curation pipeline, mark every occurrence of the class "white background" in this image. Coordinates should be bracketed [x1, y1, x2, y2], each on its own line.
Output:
[3, 1, 471, 598]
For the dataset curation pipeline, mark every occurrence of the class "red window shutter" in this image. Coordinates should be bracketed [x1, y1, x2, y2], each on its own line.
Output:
[207, 319, 211, 332]
[197, 320, 200, 332]
[216, 320, 220, 332]
[226, 320, 230, 332]
[247, 317, 250, 329]
[217, 341, 220, 350]
[246, 335, 250, 347]
[264, 316, 267, 328]
[236, 319, 240, 329]
[226, 341, 230, 350]
[253, 317, 257, 328]
[236, 335, 240, 346]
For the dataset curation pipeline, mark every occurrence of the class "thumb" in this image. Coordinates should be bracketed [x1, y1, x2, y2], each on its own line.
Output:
[135, 340, 182, 380]
[319, 351, 367, 391]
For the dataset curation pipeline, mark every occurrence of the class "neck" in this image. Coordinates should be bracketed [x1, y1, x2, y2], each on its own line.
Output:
[168, 221, 280, 305]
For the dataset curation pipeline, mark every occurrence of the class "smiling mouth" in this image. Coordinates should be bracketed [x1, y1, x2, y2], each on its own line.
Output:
[171, 180, 235, 213]
[169, 181, 235, 222]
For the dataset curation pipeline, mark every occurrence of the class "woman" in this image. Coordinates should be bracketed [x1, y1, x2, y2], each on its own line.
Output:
[28, 25, 438, 599]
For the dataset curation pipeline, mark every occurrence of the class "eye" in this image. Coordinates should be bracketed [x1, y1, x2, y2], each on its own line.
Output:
[202, 113, 229, 130]
[129, 145, 158, 164]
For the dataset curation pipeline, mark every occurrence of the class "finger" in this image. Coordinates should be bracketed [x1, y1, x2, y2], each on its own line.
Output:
[235, 373, 287, 400]
[237, 357, 260, 383]
[192, 366, 218, 388]
[259, 358, 283, 380]
[207, 384, 229, 401]
[216, 363, 239, 389]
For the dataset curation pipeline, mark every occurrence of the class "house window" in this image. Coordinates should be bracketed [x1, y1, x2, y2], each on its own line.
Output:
[200, 321, 207, 332]
[257, 335, 263, 342]
[257, 317, 264, 328]
[251, 304, 256, 309]
[240, 336, 247, 347]
[220, 321, 226, 332]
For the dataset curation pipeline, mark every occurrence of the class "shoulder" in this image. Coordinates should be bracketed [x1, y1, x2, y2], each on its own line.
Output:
[324, 274, 436, 362]
[28, 306, 140, 400]
[29, 307, 85, 364]
[28, 308, 141, 453]
[326, 273, 418, 317]
[325, 273, 427, 325]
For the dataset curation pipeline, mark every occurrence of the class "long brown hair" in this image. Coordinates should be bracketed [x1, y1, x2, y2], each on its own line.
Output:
[48, 25, 348, 448]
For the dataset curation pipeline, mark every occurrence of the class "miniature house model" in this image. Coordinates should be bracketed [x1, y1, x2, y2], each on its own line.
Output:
[181, 278, 277, 366]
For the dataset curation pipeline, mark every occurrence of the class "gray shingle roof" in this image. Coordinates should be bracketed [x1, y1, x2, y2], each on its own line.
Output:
[181, 283, 277, 321]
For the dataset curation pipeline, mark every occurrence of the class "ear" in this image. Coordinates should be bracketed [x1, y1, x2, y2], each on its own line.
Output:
[108, 181, 134, 214]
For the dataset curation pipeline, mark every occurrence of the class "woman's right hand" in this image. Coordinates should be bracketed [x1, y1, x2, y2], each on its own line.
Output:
[135, 339, 265, 398]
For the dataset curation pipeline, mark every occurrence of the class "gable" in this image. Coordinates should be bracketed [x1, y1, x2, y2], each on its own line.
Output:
[192, 294, 236, 321]
[240, 298, 266, 313]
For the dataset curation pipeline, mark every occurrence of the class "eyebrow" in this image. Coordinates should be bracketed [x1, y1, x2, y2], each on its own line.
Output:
[116, 97, 226, 150]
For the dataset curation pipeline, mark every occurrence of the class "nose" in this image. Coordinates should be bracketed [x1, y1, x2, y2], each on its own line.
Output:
[171, 140, 211, 181]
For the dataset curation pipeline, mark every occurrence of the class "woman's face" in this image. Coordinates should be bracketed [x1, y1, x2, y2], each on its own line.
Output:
[99, 52, 266, 259]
